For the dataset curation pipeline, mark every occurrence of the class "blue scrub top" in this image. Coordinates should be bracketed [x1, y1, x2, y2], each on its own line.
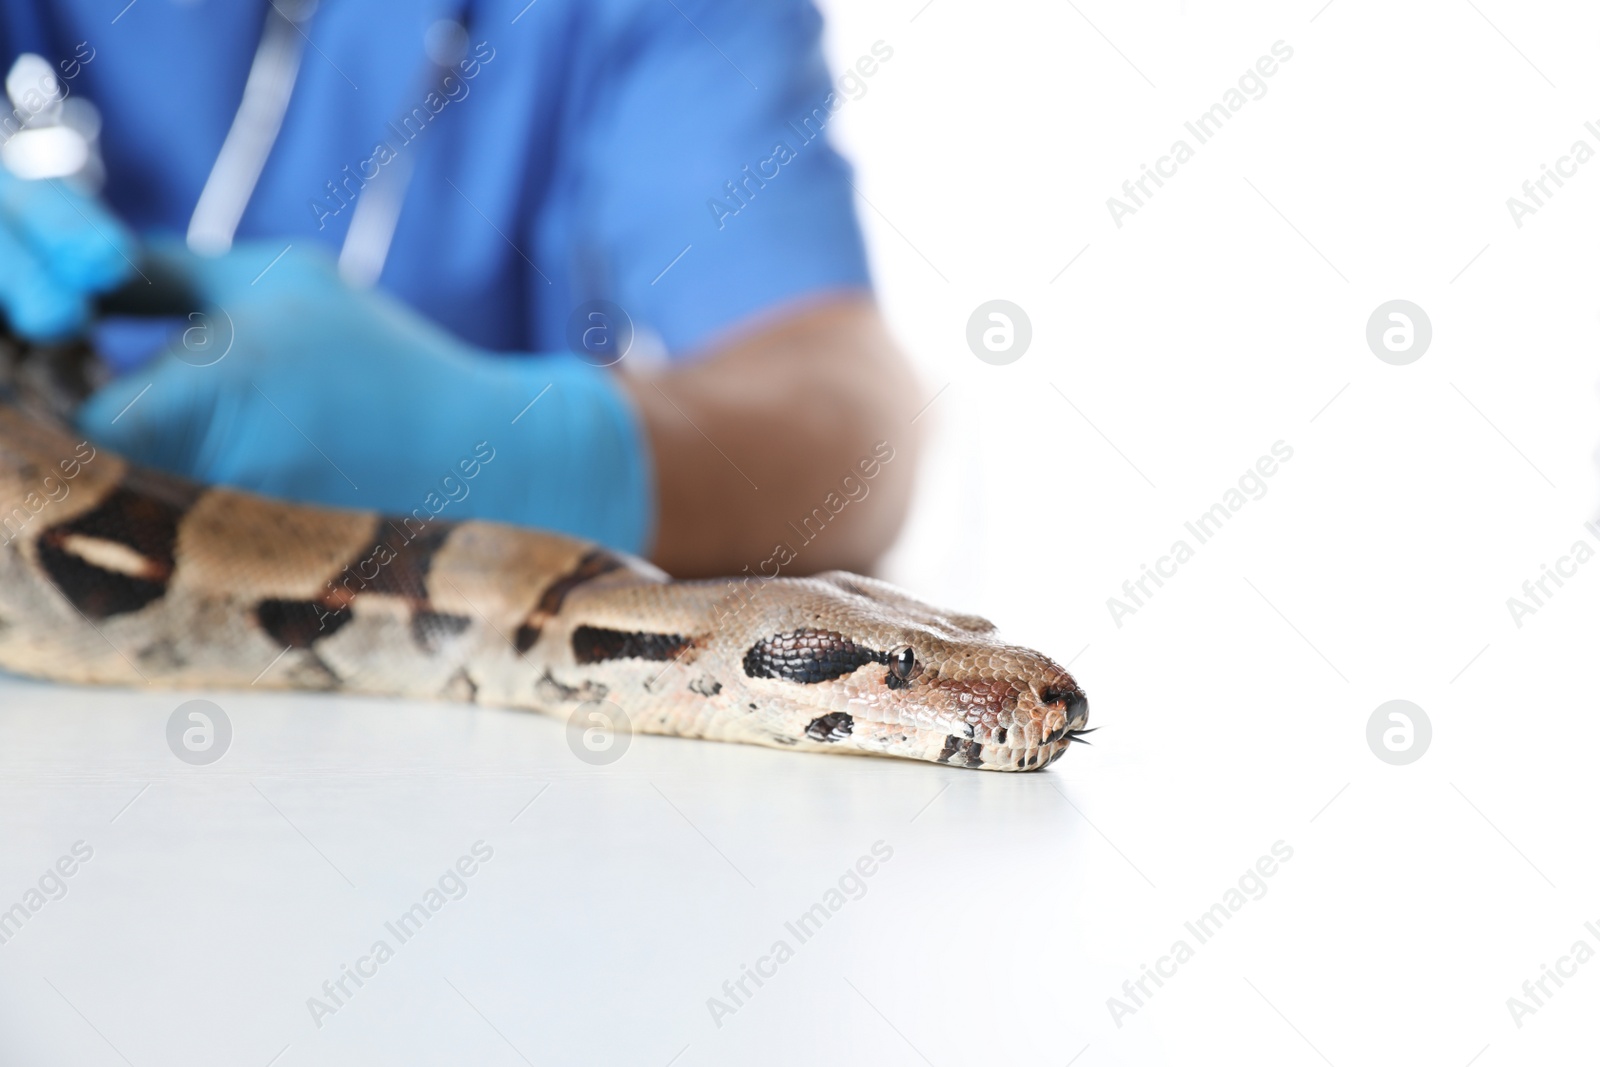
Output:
[0, 0, 872, 358]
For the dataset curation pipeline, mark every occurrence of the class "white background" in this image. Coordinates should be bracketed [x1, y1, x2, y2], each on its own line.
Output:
[4, 1, 1599, 1065]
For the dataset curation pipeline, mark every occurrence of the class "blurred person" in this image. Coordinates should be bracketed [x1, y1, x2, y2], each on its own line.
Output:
[0, 0, 919, 576]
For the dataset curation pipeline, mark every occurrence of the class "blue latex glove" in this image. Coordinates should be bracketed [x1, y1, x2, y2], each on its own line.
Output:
[77, 243, 655, 554]
[0, 169, 136, 339]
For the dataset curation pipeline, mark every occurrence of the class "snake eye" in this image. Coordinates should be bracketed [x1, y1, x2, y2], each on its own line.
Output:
[886, 646, 915, 688]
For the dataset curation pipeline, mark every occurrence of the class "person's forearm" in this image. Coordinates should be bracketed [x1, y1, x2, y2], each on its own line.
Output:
[619, 295, 922, 578]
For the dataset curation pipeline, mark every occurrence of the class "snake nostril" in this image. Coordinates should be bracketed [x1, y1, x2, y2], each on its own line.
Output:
[1040, 686, 1089, 727]
[1065, 691, 1088, 722]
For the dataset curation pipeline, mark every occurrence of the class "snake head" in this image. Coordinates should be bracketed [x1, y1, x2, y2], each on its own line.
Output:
[734, 572, 1090, 771]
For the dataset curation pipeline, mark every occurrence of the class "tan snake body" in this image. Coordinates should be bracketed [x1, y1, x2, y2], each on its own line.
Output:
[0, 336, 1089, 771]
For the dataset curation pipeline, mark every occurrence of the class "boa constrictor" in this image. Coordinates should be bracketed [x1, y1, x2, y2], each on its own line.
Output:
[0, 335, 1089, 772]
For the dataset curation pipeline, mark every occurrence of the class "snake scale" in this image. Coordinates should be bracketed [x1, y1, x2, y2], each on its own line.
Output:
[0, 333, 1089, 772]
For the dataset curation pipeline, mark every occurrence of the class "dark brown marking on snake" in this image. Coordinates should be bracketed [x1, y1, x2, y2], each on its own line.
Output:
[688, 675, 722, 697]
[534, 668, 607, 705]
[536, 669, 580, 702]
[995, 725, 1008, 746]
[411, 610, 472, 653]
[933, 736, 985, 767]
[509, 549, 623, 657]
[346, 520, 454, 600]
[37, 472, 203, 619]
[571, 625, 693, 664]
[805, 712, 853, 742]
[537, 550, 623, 615]
[311, 521, 465, 646]
[257, 598, 353, 649]
[742, 629, 887, 684]
[513, 622, 541, 654]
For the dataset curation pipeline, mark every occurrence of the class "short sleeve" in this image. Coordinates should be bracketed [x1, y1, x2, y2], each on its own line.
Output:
[553, 0, 872, 356]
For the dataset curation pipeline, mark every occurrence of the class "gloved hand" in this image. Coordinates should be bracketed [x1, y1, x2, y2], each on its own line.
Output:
[0, 169, 136, 339]
[77, 242, 655, 554]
